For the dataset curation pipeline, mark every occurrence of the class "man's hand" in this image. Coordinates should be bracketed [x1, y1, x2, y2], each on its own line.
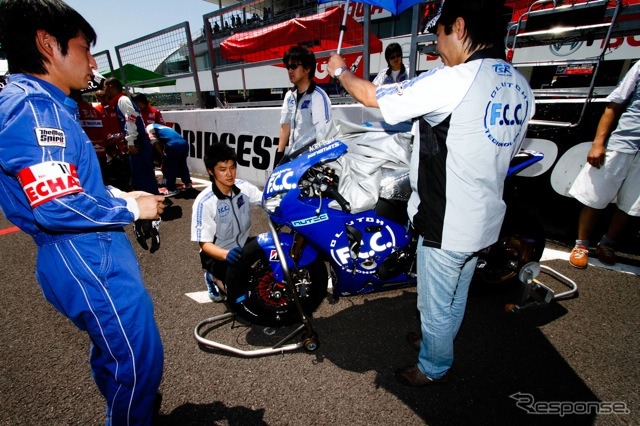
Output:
[120, 190, 153, 199]
[136, 195, 166, 220]
[327, 53, 347, 78]
[327, 52, 379, 108]
[587, 144, 606, 169]
[128, 145, 139, 155]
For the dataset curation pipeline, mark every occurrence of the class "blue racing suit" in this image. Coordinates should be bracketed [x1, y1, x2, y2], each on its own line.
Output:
[0, 74, 163, 425]
[147, 123, 192, 192]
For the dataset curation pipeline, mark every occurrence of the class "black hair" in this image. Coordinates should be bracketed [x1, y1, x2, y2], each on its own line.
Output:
[131, 93, 149, 106]
[282, 46, 316, 79]
[384, 43, 402, 63]
[104, 77, 123, 92]
[204, 143, 237, 180]
[0, 0, 97, 75]
[434, 0, 509, 54]
[384, 43, 406, 77]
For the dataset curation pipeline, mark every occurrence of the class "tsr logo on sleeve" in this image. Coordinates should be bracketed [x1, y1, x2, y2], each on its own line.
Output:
[17, 161, 84, 207]
[35, 127, 66, 147]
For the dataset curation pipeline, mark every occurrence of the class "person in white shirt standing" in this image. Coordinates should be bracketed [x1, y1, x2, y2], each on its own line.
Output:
[274, 46, 332, 165]
[372, 42, 409, 86]
[568, 60, 640, 268]
[328, 0, 534, 387]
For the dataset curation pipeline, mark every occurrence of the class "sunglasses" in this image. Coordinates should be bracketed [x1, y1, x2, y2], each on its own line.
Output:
[388, 54, 402, 60]
[285, 63, 302, 70]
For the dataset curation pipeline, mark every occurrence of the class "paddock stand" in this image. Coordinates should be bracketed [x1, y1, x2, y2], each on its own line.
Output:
[505, 261, 578, 314]
[194, 220, 319, 357]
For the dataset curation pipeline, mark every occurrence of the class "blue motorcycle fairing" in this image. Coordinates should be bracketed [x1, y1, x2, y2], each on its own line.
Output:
[262, 138, 418, 296]
[507, 149, 544, 176]
[263, 140, 348, 200]
[255, 231, 321, 282]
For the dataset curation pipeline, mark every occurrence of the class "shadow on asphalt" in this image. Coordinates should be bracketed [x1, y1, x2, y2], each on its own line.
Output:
[158, 401, 267, 425]
[237, 287, 598, 425]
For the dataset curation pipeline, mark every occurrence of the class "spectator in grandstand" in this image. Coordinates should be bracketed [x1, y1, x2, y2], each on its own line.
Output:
[132, 92, 166, 127]
[191, 143, 262, 302]
[328, 0, 533, 387]
[0, 1, 165, 423]
[372, 43, 409, 86]
[275, 46, 332, 165]
[146, 123, 193, 196]
[568, 60, 640, 268]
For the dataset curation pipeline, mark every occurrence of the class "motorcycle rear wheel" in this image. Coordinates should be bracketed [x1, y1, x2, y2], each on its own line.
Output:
[225, 239, 328, 327]
[474, 208, 545, 286]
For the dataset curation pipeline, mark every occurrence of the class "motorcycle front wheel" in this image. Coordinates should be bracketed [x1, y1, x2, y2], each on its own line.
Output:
[225, 239, 328, 327]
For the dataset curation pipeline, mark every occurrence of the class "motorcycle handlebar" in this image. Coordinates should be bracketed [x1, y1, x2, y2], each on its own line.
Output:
[325, 185, 351, 213]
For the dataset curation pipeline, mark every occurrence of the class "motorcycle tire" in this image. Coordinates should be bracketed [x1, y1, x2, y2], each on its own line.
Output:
[225, 239, 328, 327]
[474, 207, 545, 286]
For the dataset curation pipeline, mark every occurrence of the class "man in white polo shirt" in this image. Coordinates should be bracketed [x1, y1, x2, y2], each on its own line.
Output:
[328, 0, 534, 386]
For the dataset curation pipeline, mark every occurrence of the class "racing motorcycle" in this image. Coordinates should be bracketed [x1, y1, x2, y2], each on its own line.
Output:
[225, 120, 547, 329]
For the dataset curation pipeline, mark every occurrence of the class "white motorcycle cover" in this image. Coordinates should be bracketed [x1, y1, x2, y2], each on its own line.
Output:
[323, 119, 413, 213]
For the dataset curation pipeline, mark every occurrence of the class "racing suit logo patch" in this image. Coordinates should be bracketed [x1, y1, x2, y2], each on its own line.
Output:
[35, 128, 66, 147]
[17, 161, 84, 208]
[80, 120, 103, 128]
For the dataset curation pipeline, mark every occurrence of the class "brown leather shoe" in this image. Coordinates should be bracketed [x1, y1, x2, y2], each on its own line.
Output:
[407, 332, 421, 350]
[395, 364, 449, 387]
[596, 243, 616, 265]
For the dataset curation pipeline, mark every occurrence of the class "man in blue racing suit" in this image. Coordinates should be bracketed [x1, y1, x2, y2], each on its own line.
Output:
[0, 1, 165, 424]
[146, 123, 193, 196]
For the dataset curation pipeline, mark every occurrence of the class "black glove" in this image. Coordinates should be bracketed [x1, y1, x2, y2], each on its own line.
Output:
[226, 246, 242, 265]
[134, 219, 161, 252]
[150, 219, 161, 253]
[133, 219, 151, 250]
[274, 150, 285, 167]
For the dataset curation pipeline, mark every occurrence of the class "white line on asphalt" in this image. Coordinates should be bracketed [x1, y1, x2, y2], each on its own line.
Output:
[541, 247, 640, 276]
[186, 291, 213, 303]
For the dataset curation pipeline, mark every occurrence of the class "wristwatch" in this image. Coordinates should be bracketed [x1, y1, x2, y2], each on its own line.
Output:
[333, 66, 348, 79]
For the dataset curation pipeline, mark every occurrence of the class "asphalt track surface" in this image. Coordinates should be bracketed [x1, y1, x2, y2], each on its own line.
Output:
[0, 176, 638, 426]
